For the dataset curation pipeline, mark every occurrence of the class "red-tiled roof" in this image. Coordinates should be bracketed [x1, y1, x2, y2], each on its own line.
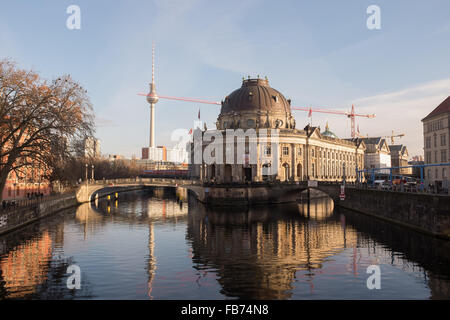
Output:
[422, 96, 450, 121]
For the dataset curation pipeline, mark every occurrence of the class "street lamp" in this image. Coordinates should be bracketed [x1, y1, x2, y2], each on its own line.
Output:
[343, 163, 346, 185]
[91, 164, 95, 182]
[85, 163, 88, 200]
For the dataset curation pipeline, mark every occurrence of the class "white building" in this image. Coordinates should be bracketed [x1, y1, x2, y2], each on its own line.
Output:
[167, 147, 189, 164]
[361, 137, 391, 174]
[422, 95, 450, 188]
[84, 137, 101, 159]
[142, 146, 188, 163]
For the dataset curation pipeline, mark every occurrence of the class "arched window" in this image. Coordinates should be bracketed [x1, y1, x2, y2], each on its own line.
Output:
[297, 163, 302, 178]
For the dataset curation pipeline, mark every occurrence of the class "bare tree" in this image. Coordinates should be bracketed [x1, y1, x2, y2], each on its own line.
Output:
[0, 59, 95, 200]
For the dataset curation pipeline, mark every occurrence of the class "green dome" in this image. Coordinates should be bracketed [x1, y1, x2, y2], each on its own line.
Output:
[321, 122, 339, 139]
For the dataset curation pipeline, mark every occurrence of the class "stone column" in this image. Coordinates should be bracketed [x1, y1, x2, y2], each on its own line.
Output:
[290, 143, 297, 181]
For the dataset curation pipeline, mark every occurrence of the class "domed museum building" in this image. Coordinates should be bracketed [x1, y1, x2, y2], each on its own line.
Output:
[191, 77, 365, 183]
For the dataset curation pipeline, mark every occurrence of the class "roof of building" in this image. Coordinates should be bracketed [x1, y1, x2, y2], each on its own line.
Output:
[422, 96, 450, 122]
[321, 122, 339, 139]
[389, 144, 408, 156]
[361, 137, 383, 145]
[220, 78, 292, 115]
[389, 144, 403, 152]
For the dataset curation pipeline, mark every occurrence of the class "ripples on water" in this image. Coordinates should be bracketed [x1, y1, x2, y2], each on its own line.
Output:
[0, 188, 449, 300]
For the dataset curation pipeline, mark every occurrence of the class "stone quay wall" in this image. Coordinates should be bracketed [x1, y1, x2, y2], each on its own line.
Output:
[339, 188, 450, 240]
[0, 193, 78, 236]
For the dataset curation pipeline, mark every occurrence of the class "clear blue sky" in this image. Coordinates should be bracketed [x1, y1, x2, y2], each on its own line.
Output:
[1, 0, 450, 157]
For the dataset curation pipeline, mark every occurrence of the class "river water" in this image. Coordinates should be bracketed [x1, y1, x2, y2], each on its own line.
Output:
[0, 188, 449, 300]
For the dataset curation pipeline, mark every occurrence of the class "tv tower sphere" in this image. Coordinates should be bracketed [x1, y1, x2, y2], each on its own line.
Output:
[147, 83, 159, 104]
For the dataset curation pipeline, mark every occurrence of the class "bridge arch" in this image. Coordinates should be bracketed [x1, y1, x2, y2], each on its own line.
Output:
[76, 178, 199, 203]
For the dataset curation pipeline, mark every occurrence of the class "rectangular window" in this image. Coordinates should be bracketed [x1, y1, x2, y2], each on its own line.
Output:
[264, 146, 271, 156]
[425, 137, 431, 149]
[442, 150, 447, 162]
[297, 147, 302, 156]
[441, 134, 446, 146]
[282, 146, 289, 156]
[435, 151, 438, 163]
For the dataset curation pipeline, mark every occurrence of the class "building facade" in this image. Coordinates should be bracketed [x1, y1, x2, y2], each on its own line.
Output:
[389, 144, 411, 175]
[1, 126, 52, 201]
[361, 137, 391, 174]
[422, 96, 450, 185]
[191, 78, 365, 183]
[83, 137, 101, 159]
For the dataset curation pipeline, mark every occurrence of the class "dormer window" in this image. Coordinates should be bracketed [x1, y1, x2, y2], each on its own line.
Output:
[248, 91, 253, 101]
[272, 95, 278, 102]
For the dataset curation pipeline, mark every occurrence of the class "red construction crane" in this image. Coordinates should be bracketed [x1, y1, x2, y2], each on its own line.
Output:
[138, 93, 221, 105]
[290, 104, 376, 138]
[138, 93, 375, 138]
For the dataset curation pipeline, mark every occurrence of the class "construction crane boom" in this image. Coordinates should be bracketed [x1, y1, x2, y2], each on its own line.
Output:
[138, 92, 376, 138]
[138, 93, 221, 105]
[382, 130, 405, 145]
[290, 104, 376, 138]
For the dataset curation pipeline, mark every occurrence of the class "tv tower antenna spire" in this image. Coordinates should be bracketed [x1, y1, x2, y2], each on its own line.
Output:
[146, 41, 159, 148]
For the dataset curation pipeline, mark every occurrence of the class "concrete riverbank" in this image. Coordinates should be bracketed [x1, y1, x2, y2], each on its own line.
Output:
[338, 188, 450, 240]
[0, 193, 78, 236]
[0, 185, 148, 236]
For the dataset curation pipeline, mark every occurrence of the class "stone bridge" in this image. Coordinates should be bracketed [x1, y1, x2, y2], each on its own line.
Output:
[75, 177, 343, 205]
[190, 181, 342, 206]
[76, 178, 200, 203]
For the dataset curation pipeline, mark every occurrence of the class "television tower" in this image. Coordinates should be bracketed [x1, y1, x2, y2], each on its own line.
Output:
[146, 42, 159, 148]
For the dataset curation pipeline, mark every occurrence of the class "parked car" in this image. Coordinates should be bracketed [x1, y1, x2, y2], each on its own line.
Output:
[382, 181, 393, 190]
[373, 180, 385, 188]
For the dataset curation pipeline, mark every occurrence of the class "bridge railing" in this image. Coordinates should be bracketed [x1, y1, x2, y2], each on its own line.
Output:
[80, 177, 199, 187]
[356, 162, 450, 195]
[354, 181, 444, 195]
[0, 191, 75, 213]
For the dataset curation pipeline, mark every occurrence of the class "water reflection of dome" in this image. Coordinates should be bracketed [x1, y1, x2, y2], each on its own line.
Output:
[187, 200, 358, 299]
[297, 194, 334, 220]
